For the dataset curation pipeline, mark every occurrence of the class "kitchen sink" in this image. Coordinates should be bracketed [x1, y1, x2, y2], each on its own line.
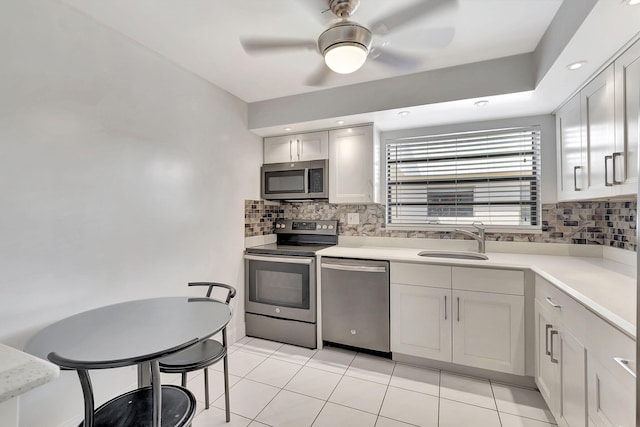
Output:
[417, 250, 488, 260]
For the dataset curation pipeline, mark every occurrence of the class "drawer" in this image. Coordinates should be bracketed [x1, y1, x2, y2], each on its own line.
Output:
[452, 267, 524, 295]
[586, 309, 636, 385]
[390, 262, 451, 289]
[535, 276, 587, 341]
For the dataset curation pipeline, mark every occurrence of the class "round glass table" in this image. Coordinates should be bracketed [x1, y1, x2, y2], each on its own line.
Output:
[24, 297, 232, 426]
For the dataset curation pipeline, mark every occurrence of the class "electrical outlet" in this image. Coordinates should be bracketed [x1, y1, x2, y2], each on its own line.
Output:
[347, 213, 360, 225]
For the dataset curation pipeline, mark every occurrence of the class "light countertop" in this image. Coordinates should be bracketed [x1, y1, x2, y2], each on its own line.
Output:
[317, 245, 637, 338]
[0, 344, 59, 403]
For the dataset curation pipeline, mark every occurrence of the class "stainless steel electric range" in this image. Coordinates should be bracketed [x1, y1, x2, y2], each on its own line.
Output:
[244, 219, 338, 348]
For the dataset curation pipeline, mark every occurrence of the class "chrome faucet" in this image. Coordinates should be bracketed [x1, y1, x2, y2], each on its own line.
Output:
[453, 222, 486, 253]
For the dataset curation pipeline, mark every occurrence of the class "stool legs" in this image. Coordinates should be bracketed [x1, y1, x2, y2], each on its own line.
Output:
[181, 373, 187, 387]
[204, 368, 210, 409]
[223, 354, 230, 422]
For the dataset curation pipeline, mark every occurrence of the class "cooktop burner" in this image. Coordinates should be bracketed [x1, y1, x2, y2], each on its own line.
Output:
[245, 219, 338, 257]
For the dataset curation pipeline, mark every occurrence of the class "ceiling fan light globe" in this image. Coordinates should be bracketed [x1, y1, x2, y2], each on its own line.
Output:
[324, 43, 368, 74]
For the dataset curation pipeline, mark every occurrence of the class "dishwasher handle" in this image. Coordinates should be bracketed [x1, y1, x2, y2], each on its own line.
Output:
[321, 263, 387, 273]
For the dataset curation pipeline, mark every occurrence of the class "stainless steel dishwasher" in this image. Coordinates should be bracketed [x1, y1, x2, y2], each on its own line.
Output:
[320, 257, 390, 353]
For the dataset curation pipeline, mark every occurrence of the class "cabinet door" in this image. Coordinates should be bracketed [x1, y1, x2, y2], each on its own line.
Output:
[534, 300, 560, 417]
[297, 131, 329, 161]
[587, 356, 635, 427]
[557, 329, 587, 427]
[557, 95, 585, 200]
[264, 132, 328, 163]
[264, 135, 295, 163]
[452, 290, 524, 375]
[329, 125, 375, 203]
[391, 284, 451, 362]
[581, 64, 615, 197]
[614, 40, 640, 195]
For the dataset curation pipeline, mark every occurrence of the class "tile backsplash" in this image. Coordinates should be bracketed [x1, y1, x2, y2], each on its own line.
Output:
[245, 198, 637, 251]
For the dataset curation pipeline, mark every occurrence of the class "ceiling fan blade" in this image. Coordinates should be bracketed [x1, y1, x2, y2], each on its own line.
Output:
[305, 63, 333, 87]
[370, 47, 422, 72]
[241, 38, 317, 55]
[370, 0, 459, 35]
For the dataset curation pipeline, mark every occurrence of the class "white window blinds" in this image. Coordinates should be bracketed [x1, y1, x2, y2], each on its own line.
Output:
[385, 126, 541, 228]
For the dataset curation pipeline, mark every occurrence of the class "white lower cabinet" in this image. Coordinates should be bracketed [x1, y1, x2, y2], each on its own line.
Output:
[585, 305, 636, 427]
[535, 277, 587, 427]
[452, 289, 524, 375]
[390, 263, 525, 375]
[391, 283, 451, 362]
[535, 275, 635, 427]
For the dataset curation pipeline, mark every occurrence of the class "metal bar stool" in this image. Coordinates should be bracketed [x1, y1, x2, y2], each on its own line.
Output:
[159, 282, 236, 422]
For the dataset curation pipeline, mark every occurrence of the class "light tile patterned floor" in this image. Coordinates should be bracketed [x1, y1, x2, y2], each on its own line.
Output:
[161, 337, 557, 427]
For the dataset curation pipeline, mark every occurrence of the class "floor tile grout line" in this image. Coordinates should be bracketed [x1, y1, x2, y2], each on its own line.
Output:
[489, 379, 504, 427]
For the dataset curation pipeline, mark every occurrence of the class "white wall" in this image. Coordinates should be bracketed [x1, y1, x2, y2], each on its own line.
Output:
[0, 1, 261, 425]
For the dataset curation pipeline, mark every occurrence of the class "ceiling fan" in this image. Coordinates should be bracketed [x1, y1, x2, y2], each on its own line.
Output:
[241, 0, 458, 86]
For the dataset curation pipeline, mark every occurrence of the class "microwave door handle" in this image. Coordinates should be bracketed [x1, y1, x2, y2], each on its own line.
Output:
[304, 168, 309, 194]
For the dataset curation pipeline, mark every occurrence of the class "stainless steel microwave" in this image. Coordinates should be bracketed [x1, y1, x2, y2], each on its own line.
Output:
[261, 160, 328, 200]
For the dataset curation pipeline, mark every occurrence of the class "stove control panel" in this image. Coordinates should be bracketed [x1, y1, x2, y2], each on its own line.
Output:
[274, 219, 339, 236]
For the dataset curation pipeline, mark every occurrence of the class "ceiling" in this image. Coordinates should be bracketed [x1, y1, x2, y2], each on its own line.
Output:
[61, 0, 640, 135]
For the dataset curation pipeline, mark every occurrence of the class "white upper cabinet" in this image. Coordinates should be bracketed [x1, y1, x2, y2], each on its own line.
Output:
[557, 38, 640, 200]
[614, 40, 640, 195]
[557, 95, 584, 200]
[329, 125, 377, 204]
[581, 64, 615, 197]
[264, 131, 328, 164]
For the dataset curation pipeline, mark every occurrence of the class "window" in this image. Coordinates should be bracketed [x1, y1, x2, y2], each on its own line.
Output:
[385, 126, 541, 228]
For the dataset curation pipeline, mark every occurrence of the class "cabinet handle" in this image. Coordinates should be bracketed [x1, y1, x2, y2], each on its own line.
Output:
[545, 296, 562, 309]
[605, 155, 613, 187]
[612, 152, 623, 185]
[457, 297, 460, 322]
[545, 324, 552, 356]
[573, 166, 582, 191]
[613, 357, 637, 378]
[549, 330, 559, 363]
[297, 139, 301, 159]
[444, 295, 447, 320]
[289, 140, 293, 161]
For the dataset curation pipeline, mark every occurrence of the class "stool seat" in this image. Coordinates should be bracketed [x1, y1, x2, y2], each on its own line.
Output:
[79, 385, 196, 427]
[159, 339, 225, 372]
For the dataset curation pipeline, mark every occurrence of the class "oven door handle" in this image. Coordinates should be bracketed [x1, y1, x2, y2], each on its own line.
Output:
[244, 254, 313, 265]
[321, 263, 387, 273]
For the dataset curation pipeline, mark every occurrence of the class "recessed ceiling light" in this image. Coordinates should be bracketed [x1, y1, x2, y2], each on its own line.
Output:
[627, 0, 640, 5]
[398, 111, 410, 116]
[567, 61, 586, 70]
[336, 120, 345, 125]
[284, 127, 292, 131]
[474, 100, 489, 107]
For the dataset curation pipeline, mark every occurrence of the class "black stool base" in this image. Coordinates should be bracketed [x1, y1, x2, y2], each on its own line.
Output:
[79, 385, 196, 427]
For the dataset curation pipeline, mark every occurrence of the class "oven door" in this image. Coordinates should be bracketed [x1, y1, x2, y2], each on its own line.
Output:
[244, 254, 316, 323]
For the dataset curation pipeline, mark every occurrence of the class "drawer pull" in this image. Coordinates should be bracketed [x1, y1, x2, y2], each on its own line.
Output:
[614, 357, 636, 378]
[573, 166, 583, 191]
[545, 324, 552, 356]
[545, 296, 562, 309]
[549, 330, 559, 364]
[605, 155, 613, 187]
[612, 151, 624, 185]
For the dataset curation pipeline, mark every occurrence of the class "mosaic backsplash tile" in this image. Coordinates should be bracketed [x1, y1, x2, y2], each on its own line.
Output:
[244, 198, 637, 251]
